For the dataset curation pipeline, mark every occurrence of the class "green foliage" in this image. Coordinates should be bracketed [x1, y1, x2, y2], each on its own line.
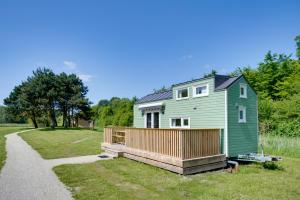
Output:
[262, 162, 283, 170]
[235, 38, 300, 138]
[153, 86, 169, 93]
[0, 106, 27, 124]
[94, 97, 134, 128]
[203, 69, 217, 78]
[269, 119, 300, 137]
[295, 35, 300, 60]
[4, 67, 91, 128]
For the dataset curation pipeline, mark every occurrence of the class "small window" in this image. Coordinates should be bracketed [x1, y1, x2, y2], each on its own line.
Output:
[193, 83, 209, 97]
[238, 106, 246, 123]
[240, 84, 247, 98]
[170, 117, 190, 128]
[172, 118, 181, 127]
[176, 88, 189, 100]
[183, 118, 189, 126]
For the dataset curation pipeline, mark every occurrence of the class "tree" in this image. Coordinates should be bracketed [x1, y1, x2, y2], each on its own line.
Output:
[203, 69, 217, 78]
[56, 73, 90, 128]
[295, 35, 300, 60]
[4, 67, 91, 129]
[4, 81, 41, 128]
[30, 68, 58, 129]
[93, 97, 135, 128]
[231, 38, 300, 137]
[153, 86, 169, 93]
[0, 106, 27, 124]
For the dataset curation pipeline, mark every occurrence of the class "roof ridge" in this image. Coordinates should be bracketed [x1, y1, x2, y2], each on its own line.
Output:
[148, 89, 172, 95]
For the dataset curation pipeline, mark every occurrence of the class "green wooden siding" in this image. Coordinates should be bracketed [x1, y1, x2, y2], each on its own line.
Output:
[133, 104, 145, 127]
[227, 77, 258, 157]
[134, 75, 258, 157]
[134, 77, 226, 129]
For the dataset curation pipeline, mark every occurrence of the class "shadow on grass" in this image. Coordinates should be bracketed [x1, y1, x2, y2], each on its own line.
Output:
[40, 127, 84, 131]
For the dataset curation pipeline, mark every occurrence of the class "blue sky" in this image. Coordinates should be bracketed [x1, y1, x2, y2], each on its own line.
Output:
[0, 0, 299, 105]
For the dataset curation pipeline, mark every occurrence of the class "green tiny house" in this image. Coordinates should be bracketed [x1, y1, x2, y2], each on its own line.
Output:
[133, 74, 258, 157]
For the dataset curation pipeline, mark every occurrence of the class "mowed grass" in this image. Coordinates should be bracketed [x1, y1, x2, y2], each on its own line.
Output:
[0, 126, 30, 171]
[54, 157, 300, 200]
[20, 128, 102, 159]
[53, 134, 300, 200]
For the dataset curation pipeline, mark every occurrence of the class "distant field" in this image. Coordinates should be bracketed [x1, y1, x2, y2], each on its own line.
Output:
[0, 123, 32, 127]
[19, 128, 103, 159]
[0, 126, 31, 171]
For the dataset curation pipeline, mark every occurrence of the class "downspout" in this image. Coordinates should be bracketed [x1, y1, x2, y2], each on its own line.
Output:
[227, 160, 239, 173]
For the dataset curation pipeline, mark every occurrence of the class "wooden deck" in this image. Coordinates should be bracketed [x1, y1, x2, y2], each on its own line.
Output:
[102, 127, 226, 175]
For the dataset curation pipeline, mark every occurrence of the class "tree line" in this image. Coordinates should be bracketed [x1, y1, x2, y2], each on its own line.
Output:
[92, 97, 136, 129]
[4, 68, 91, 129]
[0, 106, 27, 124]
[3, 36, 299, 136]
[231, 36, 300, 137]
[92, 36, 300, 137]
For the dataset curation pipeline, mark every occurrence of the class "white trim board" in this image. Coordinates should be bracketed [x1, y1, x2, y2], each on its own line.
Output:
[224, 89, 228, 156]
[138, 102, 163, 109]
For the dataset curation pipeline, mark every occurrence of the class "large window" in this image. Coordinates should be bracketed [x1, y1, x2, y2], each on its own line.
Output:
[193, 83, 209, 97]
[176, 88, 189, 100]
[238, 106, 246, 123]
[170, 117, 190, 128]
[240, 84, 247, 98]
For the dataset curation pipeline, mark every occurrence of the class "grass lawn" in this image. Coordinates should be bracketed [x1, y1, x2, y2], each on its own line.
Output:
[19, 128, 102, 159]
[0, 126, 31, 171]
[53, 134, 300, 200]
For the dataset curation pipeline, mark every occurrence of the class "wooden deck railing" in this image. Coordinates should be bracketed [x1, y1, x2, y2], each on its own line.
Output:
[103, 127, 221, 159]
[181, 129, 220, 159]
[125, 128, 182, 158]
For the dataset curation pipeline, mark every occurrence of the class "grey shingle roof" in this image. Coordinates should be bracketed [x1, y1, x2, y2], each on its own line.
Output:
[215, 75, 241, 91]
[135, 90, 172, 104]
[136, 74, 243, 104]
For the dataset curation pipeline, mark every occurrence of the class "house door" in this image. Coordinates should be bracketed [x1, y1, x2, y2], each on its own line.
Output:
[154, 112, 159, 128]
[146, 113, 152, 128]
[146, 112, 160, 128]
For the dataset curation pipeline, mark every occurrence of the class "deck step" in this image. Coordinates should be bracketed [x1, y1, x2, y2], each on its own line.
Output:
[104, 147, 124, 157]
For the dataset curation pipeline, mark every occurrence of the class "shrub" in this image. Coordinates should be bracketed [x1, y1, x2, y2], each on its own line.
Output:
[262, 162, 283, 170]
[270, 119, 300, 137]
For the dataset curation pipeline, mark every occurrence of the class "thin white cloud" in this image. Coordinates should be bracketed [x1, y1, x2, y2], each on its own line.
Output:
[219, 67, 228, 74]
[204, 64, 212, 69]
[78, 74, 93, 82]
[181, 54, 193, 60]
[63, 60, 77, 69]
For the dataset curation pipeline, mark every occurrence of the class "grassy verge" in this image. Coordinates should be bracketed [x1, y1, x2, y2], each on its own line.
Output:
[260, 135, 300, 158]
[53, 135, 300, 200]
[19, 128, 103, 159]
[0, 126, 30, 171]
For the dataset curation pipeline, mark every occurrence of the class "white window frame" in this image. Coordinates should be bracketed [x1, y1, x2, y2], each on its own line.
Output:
[169, 117, 190, 128]
[192, 83, 209, 98]
[238, 106, 246, 123]
[176, 88, 189, 100]
[240, 83, 247, 98]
